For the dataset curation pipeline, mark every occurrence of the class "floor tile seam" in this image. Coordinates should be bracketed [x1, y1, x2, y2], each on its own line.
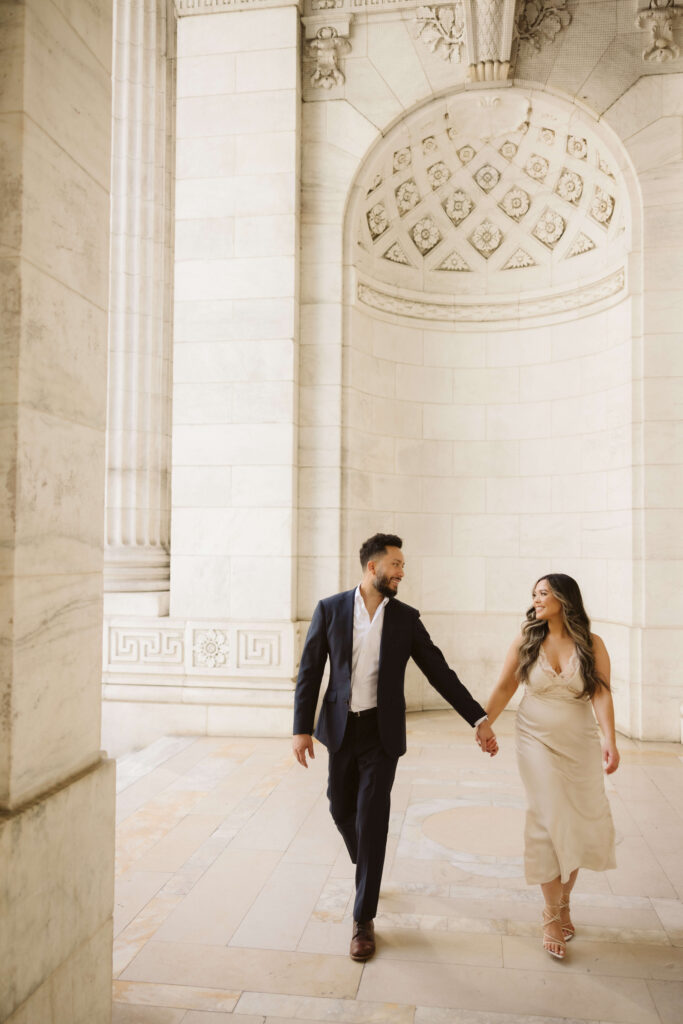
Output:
[113, 897, 189, 978]
[115, 773, 196, 821]
[116, 739, 201, 791]
[116, 791, 220, 843]
[390, 883, 662, 909]
[229, 780, 326, 844]
[378, 896, 669, 919]
[497, 948, 675, 986]
[111, 979, 242, 1013]
[119, 823, 230, 876]
[375, 918, 674, 945]
[410, 1006, 645, 1024]
[219, 850, 303, 947]
[234, 989, 418, 1020]
[155, 849, 226, 897]
[228, 866, 335, 950]
[113, 871, 176, 938]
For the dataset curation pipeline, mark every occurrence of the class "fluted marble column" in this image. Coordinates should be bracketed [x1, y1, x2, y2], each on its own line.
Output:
[105, 0, 176, 597]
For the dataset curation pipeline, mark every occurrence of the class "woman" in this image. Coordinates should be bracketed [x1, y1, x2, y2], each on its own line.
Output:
[485, 574, 619, 960]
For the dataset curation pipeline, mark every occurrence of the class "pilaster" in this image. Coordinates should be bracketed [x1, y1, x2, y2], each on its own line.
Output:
[105, 0, 176, 600]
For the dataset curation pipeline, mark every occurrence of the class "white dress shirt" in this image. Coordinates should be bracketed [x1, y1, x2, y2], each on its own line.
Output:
[350, 586, 388, 711]
[348, 584, 488, 726]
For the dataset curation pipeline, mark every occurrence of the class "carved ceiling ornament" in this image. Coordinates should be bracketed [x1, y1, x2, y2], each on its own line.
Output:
[413, 0, 571, 82]
[352, 90, 628, 309]
[415, 4, 467, 63]
[305, 24, 352, 89]
[515, 0, 572, 51]
[465, 0, 517, 80]
[635, 0, 682, 62]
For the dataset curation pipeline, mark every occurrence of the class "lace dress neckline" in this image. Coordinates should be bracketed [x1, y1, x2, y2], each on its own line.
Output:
[538, 645, 579, 680]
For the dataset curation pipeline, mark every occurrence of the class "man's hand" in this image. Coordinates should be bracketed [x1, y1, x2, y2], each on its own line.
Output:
[475, 720, 499, 756]
[293, 733, 315, 768]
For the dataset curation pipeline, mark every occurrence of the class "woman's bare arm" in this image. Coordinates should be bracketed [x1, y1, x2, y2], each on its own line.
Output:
[590, 633, 620, 774]
[485, 637, 522, 726]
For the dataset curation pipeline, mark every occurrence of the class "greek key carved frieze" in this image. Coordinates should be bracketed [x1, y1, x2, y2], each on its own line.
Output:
[108, 628, 185, 666]
[104, 619, 294, 679]
[237, 630, 282, 668]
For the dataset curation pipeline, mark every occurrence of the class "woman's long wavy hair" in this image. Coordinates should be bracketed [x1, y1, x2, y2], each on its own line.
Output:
[517, 573, 608, 699]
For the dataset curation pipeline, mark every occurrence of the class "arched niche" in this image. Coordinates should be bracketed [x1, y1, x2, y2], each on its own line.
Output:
[341, 86, 639, 731]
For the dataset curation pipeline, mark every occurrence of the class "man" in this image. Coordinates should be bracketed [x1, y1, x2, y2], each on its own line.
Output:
[292, 533, 498, 962]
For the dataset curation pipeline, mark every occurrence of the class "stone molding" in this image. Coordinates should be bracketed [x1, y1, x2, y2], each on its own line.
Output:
[302, 17, 352, 87]
[103, 617, 301, 683]
[175, 0, 572, 84]
[635, 0, 682, 62]
[175, 0, 573, 84]
[356, 265, 625, 322]
[176, 0, 301, 12]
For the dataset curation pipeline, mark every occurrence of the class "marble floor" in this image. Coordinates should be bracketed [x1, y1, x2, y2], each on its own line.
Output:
[112, 711, 683, 1024]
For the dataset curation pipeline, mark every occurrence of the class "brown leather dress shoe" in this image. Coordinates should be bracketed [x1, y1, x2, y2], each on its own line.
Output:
[350, 919, 375, 961]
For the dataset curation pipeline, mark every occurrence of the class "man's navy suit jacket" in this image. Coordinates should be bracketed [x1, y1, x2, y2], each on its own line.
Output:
[293, 588, 486, 758]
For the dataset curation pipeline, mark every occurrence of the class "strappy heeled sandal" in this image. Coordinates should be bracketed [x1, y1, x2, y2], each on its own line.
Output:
[559, 895, 575, 942]
[542, 904, 567, 960]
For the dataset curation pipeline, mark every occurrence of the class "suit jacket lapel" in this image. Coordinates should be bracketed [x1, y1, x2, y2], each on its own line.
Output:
[378, 598, 395, 679]
[340, 588, 355, 673]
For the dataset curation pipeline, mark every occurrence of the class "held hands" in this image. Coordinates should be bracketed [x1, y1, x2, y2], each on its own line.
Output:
[475, 720, 499, 757]
[602, 738, 620, 774]
[293, 733, 315, 768]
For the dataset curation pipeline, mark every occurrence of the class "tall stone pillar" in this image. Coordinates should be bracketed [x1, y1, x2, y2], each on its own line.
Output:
[101, 3, 301, 752]
[0, 1, 115, 1021]
[105, 0, 176, 610]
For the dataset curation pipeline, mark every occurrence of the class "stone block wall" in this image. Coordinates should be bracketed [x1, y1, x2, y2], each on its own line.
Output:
[172, 5, 300, 623]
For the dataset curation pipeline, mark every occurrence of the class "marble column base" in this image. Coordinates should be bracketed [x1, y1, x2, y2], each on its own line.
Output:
[0, 758, 116, 1023]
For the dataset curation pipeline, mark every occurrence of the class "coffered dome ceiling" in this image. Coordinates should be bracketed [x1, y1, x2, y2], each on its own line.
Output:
[353, 90, 628, 314]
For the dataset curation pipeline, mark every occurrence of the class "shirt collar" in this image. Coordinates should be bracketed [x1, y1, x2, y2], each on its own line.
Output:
[354, 585, 389, 617]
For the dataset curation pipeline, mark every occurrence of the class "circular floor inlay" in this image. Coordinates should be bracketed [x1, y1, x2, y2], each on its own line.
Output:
[421, 806, 525, 857]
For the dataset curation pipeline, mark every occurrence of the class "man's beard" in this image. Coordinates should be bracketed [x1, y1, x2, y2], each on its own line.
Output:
[372, 571, 397, 599]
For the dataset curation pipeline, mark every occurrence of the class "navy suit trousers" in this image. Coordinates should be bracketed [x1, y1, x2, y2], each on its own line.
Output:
[326, 709, 398, 922]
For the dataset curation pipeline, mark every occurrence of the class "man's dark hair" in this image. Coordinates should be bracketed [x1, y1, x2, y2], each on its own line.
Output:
[359, 533, 403, 570]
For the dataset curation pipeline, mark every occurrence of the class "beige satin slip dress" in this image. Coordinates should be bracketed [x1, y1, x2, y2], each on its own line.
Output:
[515, 647, 616, 885]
